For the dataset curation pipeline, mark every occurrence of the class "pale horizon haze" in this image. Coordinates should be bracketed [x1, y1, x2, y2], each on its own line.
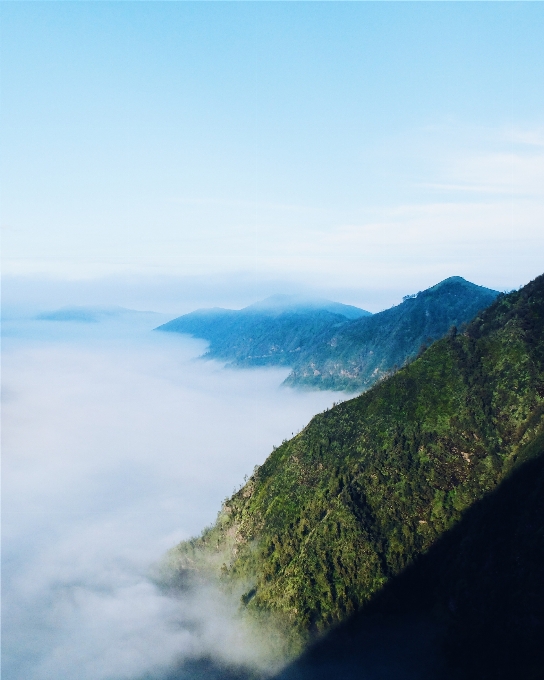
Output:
[1, 1, 543, 307]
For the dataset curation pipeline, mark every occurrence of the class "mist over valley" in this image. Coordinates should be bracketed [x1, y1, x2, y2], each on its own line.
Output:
[2, 306, 340, 680]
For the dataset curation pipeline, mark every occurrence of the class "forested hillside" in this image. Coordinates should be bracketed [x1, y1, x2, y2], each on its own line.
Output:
[157, 278, 498, 392]
[169, 274, 544, 670]
[156, 295, 369, 368]
[285, 276, 499, 390]
[277, 440, 544, 679]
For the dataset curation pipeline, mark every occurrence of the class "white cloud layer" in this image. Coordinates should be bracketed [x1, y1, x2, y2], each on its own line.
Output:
[2, 314, 338, 680]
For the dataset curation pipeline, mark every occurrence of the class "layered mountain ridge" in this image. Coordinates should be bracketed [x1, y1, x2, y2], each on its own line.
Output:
[157, 277, 499, 392]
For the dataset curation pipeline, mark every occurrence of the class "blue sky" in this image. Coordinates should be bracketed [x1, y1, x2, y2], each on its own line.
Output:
[1, 7, 544, 675]
[1, 2, 543, 301]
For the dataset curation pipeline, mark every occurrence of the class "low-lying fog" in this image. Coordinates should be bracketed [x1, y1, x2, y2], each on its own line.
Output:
[2, 310, 341, 680]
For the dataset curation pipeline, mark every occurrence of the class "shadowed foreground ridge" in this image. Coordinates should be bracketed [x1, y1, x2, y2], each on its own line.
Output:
[169, 274, 544, 675]
[276, 435, 544, 679]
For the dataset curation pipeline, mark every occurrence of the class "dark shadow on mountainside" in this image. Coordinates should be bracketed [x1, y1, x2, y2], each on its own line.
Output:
[275, 439, 544, 680]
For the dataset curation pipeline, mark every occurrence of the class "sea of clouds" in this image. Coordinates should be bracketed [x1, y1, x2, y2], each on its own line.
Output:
[2, 305, 339, 680]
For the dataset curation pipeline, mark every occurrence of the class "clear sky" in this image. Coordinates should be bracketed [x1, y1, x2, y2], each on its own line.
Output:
[1, 1, 543, 301]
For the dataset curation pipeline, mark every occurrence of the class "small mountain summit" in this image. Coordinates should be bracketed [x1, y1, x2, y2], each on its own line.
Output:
[244, 295, 371, 320]
[428, 275, 494, 291]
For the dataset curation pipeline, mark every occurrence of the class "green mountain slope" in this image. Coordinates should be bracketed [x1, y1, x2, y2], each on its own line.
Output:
[169, 274, 544, 656]
[277, 438, 544, 680]
[157, 278, 498, 392]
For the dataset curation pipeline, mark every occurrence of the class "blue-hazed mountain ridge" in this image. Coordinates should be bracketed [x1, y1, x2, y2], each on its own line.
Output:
[157, 277, 499, 392]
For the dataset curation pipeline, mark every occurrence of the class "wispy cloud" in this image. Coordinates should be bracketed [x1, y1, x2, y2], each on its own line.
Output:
[2, 123, 542, 295]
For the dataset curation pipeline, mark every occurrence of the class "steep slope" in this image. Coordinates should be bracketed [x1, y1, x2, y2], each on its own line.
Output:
[156, 296, 369, 368]
[285, 276, 499, 391]
[277, 437, 544, 680]
[169, 274, 544, 655]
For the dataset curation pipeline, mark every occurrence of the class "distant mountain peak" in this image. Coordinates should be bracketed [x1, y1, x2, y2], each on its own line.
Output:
[243, 295, 371, 319]
[428, 276, 497, 293]
[399, 277, 498, 303]
[437, 275, 469, 284]
[35, 306, 157, 323]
